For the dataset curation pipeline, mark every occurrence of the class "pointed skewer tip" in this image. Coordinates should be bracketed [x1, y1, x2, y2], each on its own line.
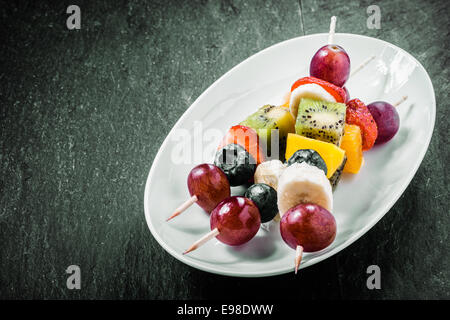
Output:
[393, 95, 408, 107]
[183, 228, 220, 255]
[294, 245, 303, 275]
[327, 16, 337, 44]
[349, 55, 377, 78]
[167, 195, 198, 222]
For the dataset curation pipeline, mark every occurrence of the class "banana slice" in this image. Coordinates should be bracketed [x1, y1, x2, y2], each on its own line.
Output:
[289, 83, 336, 119]
[254, 160, 286, 190]
[277, 162, 333, 216]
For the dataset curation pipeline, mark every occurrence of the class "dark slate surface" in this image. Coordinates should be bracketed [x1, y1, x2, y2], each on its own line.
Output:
[0, 0, 448, 299]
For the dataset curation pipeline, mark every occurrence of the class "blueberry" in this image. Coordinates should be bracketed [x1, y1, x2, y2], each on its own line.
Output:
[245, 183, 278, 223]
[286, 149, 327, 175]
[214, 144, 256, 186]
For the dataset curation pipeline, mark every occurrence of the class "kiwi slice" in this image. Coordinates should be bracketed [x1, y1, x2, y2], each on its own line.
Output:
[295, 98, 346, 146]
[240, 104, 295, 160]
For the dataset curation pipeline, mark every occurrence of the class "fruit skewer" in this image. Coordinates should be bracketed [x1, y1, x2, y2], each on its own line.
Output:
[165, 12, 414, 278]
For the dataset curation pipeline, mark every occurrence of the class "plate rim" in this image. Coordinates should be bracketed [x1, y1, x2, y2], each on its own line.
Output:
[143, 32, 436, 277]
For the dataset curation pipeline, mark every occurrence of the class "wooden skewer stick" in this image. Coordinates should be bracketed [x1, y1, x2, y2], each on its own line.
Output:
[183, 228, 220, 255]
[167, 195, 198, 221]
[294, 245, 303, 275]
[350, 55, 376, 78]
[327, 16, 337, 45]
[393, 95, 408, 107]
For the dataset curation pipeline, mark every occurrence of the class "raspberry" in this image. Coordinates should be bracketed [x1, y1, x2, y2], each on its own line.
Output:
[345, 99, 378, 151]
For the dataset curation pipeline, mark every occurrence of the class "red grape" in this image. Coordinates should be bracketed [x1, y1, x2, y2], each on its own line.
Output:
[367, 101, 400, 144]
[210, 196, 261, 246]
[280, 203, 336, 252]
[310, 45, 350, 87]
[187, 164, 230, 213]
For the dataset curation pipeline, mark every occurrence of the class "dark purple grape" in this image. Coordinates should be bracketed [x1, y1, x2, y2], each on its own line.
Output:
[367, 101, 400, 144]
[310, 45, 350, 87]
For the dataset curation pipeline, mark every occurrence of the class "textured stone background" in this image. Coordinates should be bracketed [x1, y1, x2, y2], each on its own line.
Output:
[0, 0, 448, 299]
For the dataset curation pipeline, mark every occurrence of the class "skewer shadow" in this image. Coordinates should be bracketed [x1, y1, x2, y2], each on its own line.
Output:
[165, 210, 211, 234]
[225, 223, 279, 260]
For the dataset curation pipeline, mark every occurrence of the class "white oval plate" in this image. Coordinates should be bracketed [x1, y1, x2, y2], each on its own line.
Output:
[144, 33, 435, 277]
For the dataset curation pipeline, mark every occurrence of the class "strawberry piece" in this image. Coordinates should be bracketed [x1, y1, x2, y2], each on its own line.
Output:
[290, 76, 346, 103]
[346, 99, 378, 151]
[217, 125, 265, 164]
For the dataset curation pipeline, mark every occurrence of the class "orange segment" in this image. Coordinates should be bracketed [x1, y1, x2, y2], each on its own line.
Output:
[340, 124, 363, 173]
